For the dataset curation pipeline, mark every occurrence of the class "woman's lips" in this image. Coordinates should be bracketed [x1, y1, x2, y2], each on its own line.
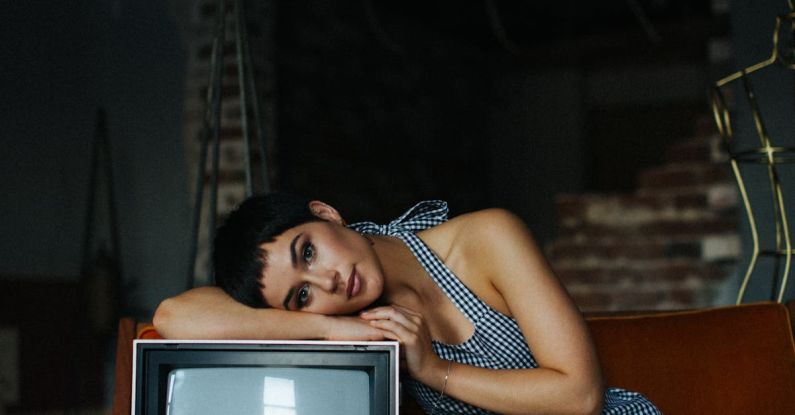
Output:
[347, 268, 361, 298]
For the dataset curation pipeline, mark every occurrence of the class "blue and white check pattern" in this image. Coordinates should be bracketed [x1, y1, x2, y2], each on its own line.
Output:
[350, 201, 661, 415]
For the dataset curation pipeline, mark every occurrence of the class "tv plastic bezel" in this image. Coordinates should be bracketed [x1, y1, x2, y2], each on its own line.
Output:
[131, 339, 400, 415]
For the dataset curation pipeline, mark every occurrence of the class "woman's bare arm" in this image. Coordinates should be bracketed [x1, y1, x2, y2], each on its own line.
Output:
[364, 209, 603, 415]
[153, 286, 386, 341]
[467, 209, 603, 414]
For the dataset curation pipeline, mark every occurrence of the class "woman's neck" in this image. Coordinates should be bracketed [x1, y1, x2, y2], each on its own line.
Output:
[370, 235, 435, 312]
[367, 232, 471, 345]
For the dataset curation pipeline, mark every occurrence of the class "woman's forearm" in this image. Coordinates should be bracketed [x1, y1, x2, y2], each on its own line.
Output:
[417, 358, 603, 415]
[152, 286, 330, 340]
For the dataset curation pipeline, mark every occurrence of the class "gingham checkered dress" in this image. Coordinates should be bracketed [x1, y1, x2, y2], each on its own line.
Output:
[350, 201, 661, 415]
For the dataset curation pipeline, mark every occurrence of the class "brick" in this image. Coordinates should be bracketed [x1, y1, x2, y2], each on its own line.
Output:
[558, 193, 728, 226]
[203, 169, 245, 184]
[199, 84, 241, 100]
[667, 287, 702, 305]
[219, 126, 243, 140]
[671, 192, 709, 209]
[693, 115, 718, 137]
[568, 281, 726, 312]
[556, 267, 630, 286]
[663, 241, 702, 258]
[638, 162, 733, 189]
[551, 120, 737, 311]
[553, 259, 733, 286]
[547, 237, 707, 263]
[706, 183, 738, 210]
[180, 0, 278, 287]
[224, 63, 239, 77]
[570, 292, 613, 312]
[638, 216, 737, 236]
[666, 137, 713, 162]
[555, 194, 589, 219]
[610, 290, 668, 310]
[642, 262, 732, 282]
[555, 191, 734, 232]
[217, 182, 246, 214]
[665, 134, 727, 163]
[701, 234, 741, 260]
[546, 242, 593, 262]
[197, 41, 238, 59]
[199, 1, 236, 18]
[558, 215, 736, 240]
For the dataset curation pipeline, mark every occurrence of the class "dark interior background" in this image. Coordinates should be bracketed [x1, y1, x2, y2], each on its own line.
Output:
[272, 0, 721, 222]
[0, 0, 793, 411]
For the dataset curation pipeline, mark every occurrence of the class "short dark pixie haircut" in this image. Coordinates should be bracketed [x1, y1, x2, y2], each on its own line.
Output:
[213, 193, 320, 308]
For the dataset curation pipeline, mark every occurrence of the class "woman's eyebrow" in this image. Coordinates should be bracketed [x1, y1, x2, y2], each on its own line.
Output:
[283, 287, 295, 310]
[289, 233, 303, 267]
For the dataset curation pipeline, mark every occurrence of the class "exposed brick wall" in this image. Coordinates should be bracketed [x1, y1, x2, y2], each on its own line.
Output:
[175, 0, 276, 284]
[172, 1, 736, 304]
[174, 0, 495, 282]
[548, 120, 740, 312]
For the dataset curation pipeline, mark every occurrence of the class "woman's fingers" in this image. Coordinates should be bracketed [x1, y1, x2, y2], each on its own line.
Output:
[359, 305, 399, 318]
[360, 305, 423, 327]
[362, 305, 430, 353]
[361, 304, 420, 316]
[391, 304, 422, 316]
[368, 318, 421, 345]
[363, 305, 437, 379]
[368, 318, 407, 335]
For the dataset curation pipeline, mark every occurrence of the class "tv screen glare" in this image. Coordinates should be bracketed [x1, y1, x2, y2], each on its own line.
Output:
[132, 340, 400, 415]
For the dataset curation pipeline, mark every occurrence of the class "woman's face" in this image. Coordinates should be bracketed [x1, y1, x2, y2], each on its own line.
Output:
[257, 219, 384, 315]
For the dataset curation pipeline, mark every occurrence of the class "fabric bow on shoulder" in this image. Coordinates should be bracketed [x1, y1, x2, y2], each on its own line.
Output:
[348, 200, 448, 236]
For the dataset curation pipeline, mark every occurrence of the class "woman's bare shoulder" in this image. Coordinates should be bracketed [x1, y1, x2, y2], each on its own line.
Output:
[419, 207, 524, 263]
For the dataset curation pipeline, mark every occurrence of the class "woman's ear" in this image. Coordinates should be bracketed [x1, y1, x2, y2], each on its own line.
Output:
[307, 200, 346, 225]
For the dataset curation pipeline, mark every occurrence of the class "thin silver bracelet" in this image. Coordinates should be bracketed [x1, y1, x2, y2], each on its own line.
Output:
[431, 360, 453, 415]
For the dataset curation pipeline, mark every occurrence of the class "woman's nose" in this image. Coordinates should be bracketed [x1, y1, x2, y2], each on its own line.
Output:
[307, 271, 339, 293]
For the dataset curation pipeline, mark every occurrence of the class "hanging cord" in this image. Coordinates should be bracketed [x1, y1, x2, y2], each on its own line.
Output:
[234, 0, 271, 195]
[483, 0, 525, 57]
[72, 108, 123, 413]
[485, 0, 662, 57]
[81, 109, 102, 276]
[235, 0, 254, 196]
[625, 0, 662, 45]
[81, 108, 123, 291]
[362, 0, 403, 54]
[187, 0, 227, 289]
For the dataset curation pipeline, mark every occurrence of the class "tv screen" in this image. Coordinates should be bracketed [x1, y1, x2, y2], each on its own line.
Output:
[132, 340, 399, 415]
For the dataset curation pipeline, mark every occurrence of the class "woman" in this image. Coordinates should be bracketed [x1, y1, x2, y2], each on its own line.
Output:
[155, 194, 659, 414]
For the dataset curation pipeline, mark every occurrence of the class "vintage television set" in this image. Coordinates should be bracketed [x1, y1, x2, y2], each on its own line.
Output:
[132, 340, 400, 415]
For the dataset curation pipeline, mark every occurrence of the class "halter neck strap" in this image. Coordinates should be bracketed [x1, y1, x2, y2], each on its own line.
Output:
[348, 200, 448, 236]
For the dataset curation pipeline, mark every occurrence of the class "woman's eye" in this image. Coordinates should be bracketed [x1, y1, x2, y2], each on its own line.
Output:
[302, 243, 315, 263]
[297, 284, 310, 308]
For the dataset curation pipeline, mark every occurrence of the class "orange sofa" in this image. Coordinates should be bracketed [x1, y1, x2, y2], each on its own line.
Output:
[113, 302, 795, 414]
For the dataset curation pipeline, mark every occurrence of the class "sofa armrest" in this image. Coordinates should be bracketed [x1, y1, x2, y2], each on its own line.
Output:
[112, 318, 137, 415]
[586, 302, 795, 414]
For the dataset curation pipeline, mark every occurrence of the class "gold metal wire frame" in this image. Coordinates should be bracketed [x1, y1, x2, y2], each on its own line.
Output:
[710, 11, 795, 304]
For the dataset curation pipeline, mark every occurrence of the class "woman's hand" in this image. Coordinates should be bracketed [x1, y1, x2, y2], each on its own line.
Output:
[325, 315, 389, 341]
[359, 305, 443, 382]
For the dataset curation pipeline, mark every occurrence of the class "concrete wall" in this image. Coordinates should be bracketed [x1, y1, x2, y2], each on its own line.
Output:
[0, 0, 190, 315]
